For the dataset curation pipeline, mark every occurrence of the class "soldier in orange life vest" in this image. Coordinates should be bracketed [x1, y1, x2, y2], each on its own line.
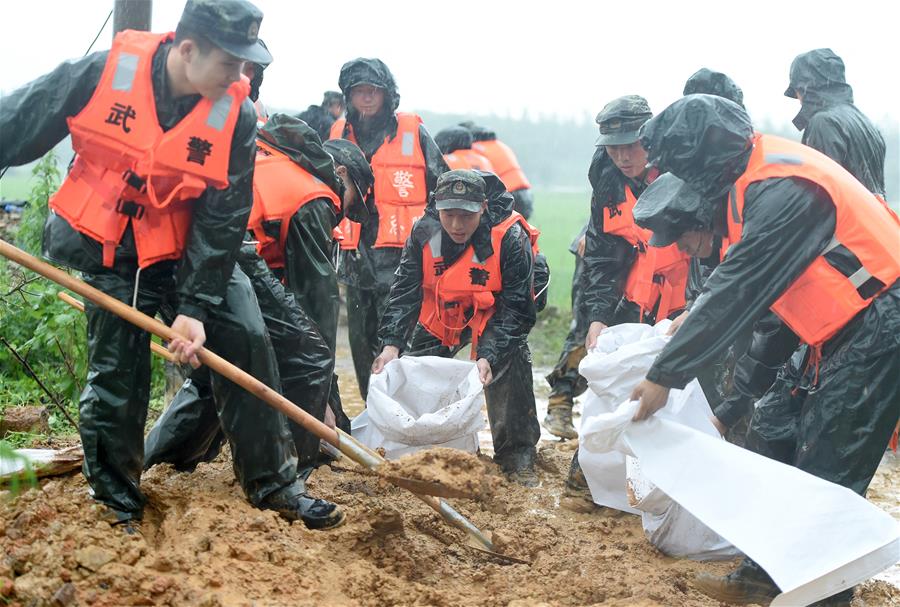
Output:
[630, 94, 900, 606]
[371, 170, 545, 486]
[144, 117, 369, 522]
[435, 126, 495, 172]
[556, 96, 691, 508]
[0, 0, 334, 531]
[459, 121, 534, 220]
[329, 57, 448, 400]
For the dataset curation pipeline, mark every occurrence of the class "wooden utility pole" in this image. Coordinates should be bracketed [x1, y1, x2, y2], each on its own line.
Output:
[113, 0, 152, 35]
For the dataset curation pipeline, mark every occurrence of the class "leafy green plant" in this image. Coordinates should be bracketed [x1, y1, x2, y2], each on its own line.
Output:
[1, 150, 85, 426]
[1, 150, 167, 443]
[16, 151, 60, 255]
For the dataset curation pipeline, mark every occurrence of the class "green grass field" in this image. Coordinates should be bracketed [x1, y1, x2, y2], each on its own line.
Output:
[529, 190, 591, 311]
[0, 169, 34, 201]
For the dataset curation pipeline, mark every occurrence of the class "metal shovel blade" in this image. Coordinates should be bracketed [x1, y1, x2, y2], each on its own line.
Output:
[383, 474, 479, 500]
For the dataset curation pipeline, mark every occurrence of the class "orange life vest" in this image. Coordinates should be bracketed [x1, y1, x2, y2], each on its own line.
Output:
[329, 113, 427, 250]
[248, 139, 341, 269]
[419, 212, 540, 356]
[444, 149, 495, 172]
[727, 134, 900, 348]
[603, 178, 690, 321]
[49, 30, 249, 269]
[471, 139, 531, 192]
[331, 219, 355, 250]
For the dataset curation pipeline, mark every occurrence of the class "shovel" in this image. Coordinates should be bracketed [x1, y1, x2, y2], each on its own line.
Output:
[59, 290, 479, 502]
[1, 239, 523, 563]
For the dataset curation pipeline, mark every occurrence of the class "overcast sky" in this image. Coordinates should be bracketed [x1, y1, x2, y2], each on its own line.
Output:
[1, 0, 898, 129]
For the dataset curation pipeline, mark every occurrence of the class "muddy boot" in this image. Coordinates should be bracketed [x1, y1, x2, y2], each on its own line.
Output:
[543, 395, 578, 439]
[560, 452, 599, 513]
[497, 449, 539, 488]
[259, 482, 345, 530]
[507, 466, 539, 488]
[694, 558, 780, 605]
[97, 505, 143, 536]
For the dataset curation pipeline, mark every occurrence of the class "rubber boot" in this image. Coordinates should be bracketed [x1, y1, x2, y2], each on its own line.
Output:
[258, 481, 345, 530]
[560, 452, 600, 513]
[496, 449, 539, 488]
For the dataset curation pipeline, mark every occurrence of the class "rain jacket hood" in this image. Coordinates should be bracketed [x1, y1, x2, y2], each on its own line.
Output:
[683, 68, 744, 108]
[323, 138, 375, 206]
[638, 94, 754, 230]
[459, 121, 497, 142]
[435, 126, 474, 154]
[338, 57, 401, 127]
[785, 49, 854, 131]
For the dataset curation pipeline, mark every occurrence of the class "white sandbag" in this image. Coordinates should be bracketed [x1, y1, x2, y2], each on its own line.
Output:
[576, 320, 690, 515]
[577, 389, 640, 515]
[576, 323, 665, 516]
[350, 409, 479, 460]
[577, 322, 737, 558]
[356, 356, 486, 459]
[624, 384, 739, 560]
[581, 392, 900, 605]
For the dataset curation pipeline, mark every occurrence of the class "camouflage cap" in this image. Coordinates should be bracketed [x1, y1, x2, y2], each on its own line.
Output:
[178, 0, 271, 64]
[595, 95, 653, 146]
[323, 139, 374, 204]
[434, 170, 487, 213]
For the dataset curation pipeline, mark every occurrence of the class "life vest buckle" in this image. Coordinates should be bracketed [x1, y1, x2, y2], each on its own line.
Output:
[122, 169, 147, 193]
[116, 199, 145, 220]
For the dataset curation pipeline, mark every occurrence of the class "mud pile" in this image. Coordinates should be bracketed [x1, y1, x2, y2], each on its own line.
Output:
[376, 447, 499, 500]
[1, 443, 898, 607]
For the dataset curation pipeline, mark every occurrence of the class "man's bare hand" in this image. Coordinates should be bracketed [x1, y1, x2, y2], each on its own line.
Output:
[585, 321, 608, 350]
[371, 345, 400, 374]
[666, 309, 689, 336]
[476, 358, 493, 385]
[168, 314, 206, 368]
[631, 379, 671, 421]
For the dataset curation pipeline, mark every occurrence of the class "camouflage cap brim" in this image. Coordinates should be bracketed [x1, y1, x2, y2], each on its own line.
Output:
[595, 129, 641, 146]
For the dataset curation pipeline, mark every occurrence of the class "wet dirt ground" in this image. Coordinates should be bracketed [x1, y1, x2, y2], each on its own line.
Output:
[1, 323, 897, 606]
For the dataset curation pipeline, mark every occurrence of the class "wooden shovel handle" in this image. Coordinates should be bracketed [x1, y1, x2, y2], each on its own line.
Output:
[0, 238, 339, 447]
[57, 291, 175, 362]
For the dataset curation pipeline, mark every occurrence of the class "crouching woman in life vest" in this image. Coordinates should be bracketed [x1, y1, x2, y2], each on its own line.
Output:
[371, 169, 548, 486]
